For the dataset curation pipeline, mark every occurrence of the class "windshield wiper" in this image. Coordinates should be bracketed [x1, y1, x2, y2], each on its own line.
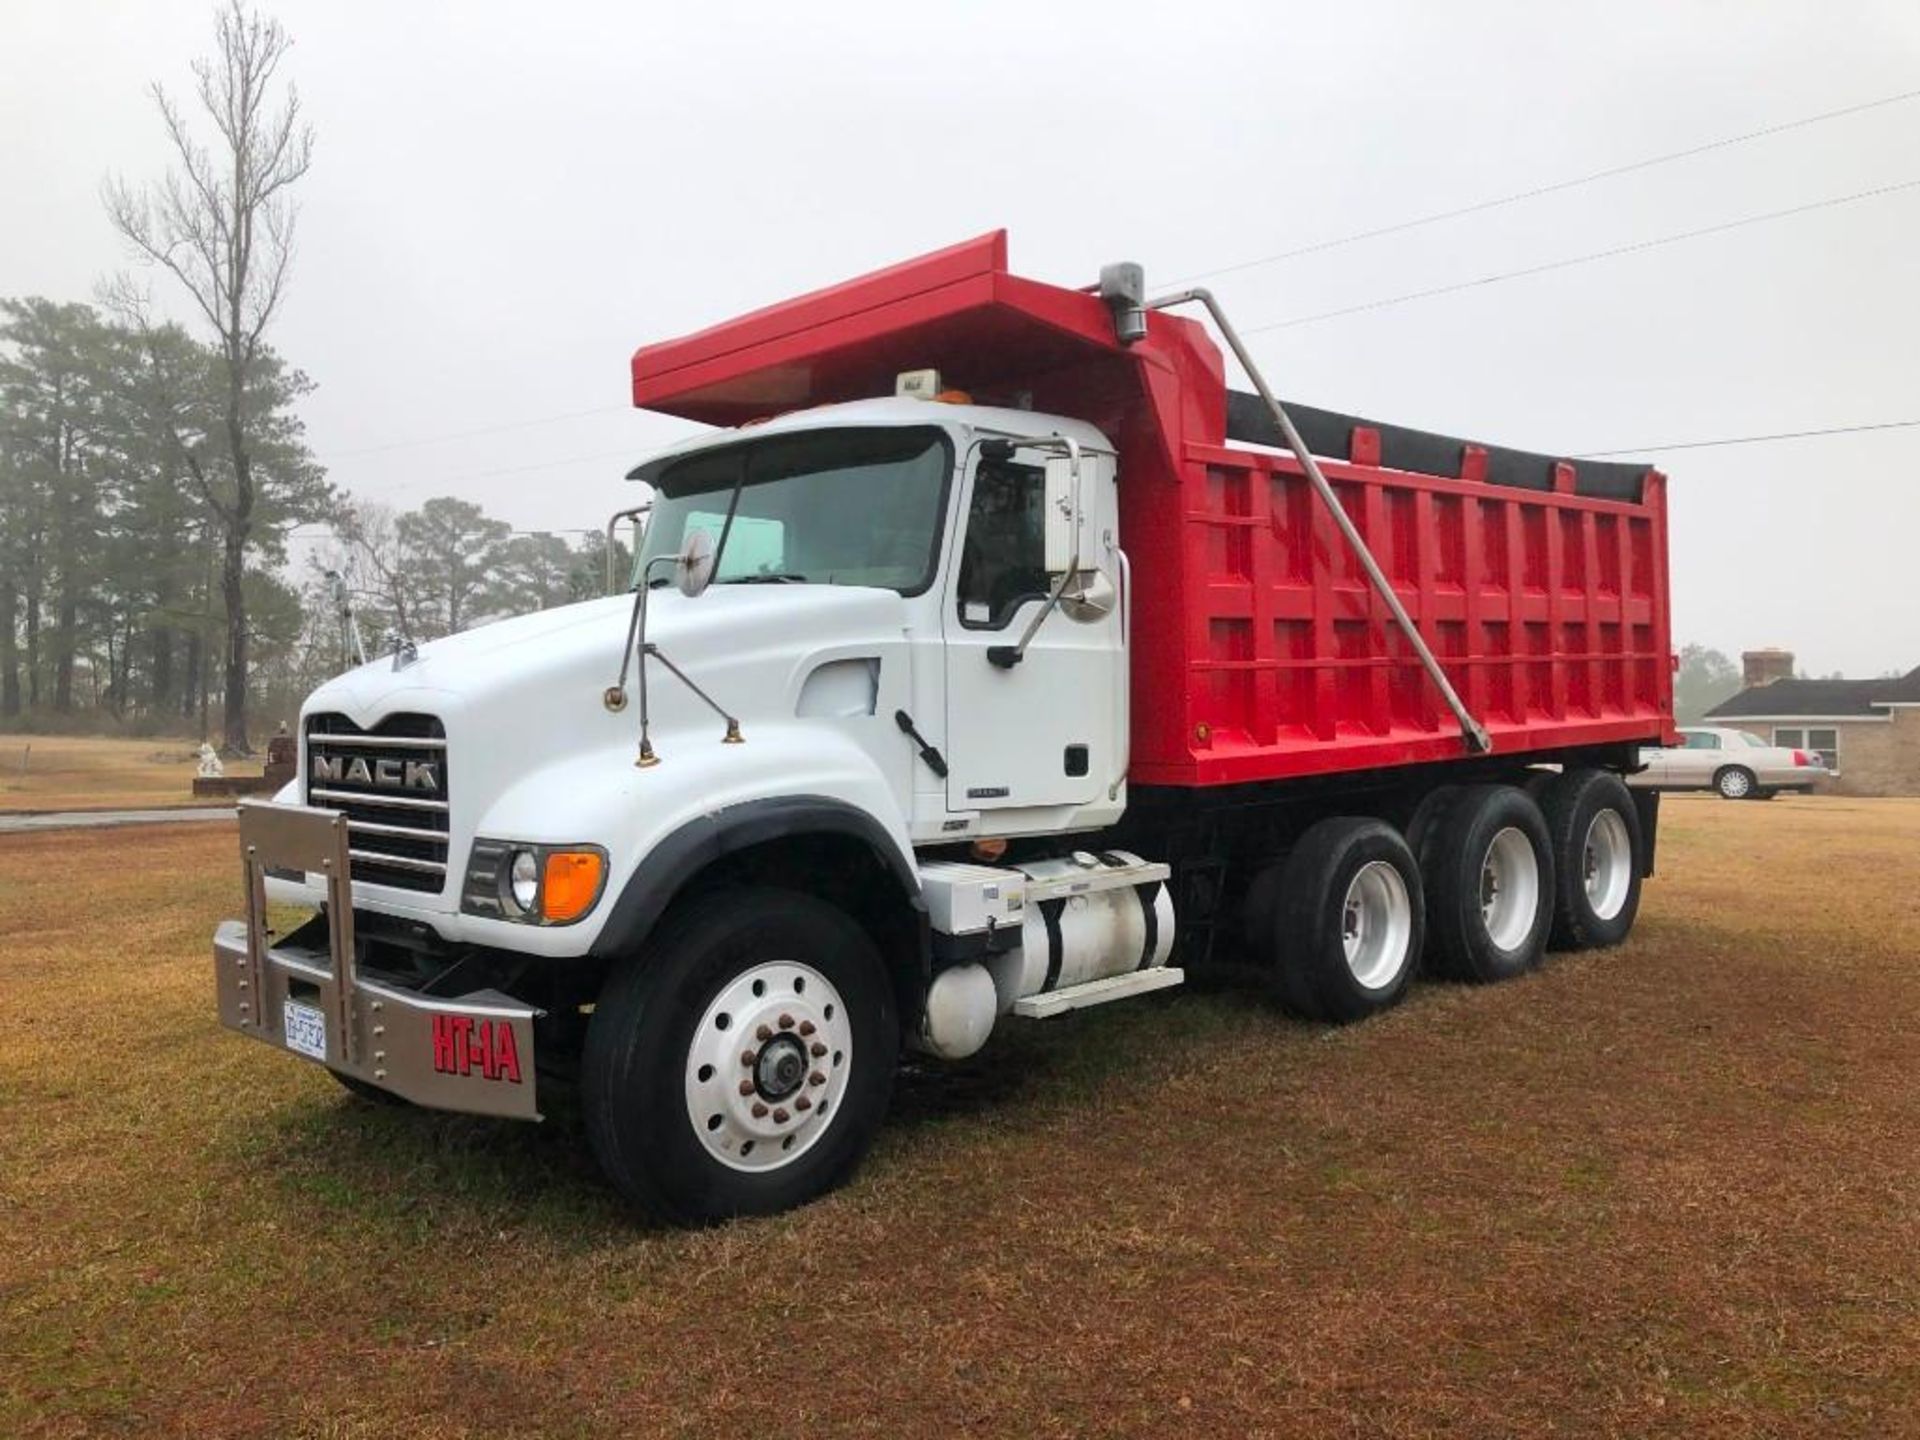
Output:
[722, 573, 808, 585]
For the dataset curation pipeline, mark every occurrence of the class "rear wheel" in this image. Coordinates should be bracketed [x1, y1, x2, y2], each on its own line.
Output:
[1420, 785, 1555, 983]
[1714, 766, 1756, 800]
[583, 887, 897, 1224]
[1541, 768, 1643, 951]
[1255, 817, 1424, 1024]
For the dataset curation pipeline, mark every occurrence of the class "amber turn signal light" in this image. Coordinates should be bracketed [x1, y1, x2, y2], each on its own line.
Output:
[541, 850, 605, 923]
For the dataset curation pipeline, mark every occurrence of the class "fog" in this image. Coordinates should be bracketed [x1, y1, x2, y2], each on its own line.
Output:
[4, 0, 1916, 675]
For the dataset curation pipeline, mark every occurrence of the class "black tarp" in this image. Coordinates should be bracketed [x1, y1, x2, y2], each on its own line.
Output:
[1225, 390, 1651, 502]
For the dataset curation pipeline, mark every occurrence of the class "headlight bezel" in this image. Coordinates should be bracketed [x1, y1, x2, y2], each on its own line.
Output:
[462, 838, 609, 926]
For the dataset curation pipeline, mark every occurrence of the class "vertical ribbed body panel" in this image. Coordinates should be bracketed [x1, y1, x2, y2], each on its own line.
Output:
[1122, 444, 1671, 786]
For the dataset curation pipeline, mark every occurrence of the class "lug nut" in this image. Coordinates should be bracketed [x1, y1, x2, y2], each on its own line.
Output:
[740, 1050, 756, 1067]
[756, 1024, 773, 1042]
[751, 1102, 769, 1118]
[809, 1071, 826, 1087]
[772, 1108, 790, 1124]
[795, 1095, 812, 1112]
[738, 1079, 755, 1097]
[798, 1020, 816, 1037]
[778, 1013, 795, 1030]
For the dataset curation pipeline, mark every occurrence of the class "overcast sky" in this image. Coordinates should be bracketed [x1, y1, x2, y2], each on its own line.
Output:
[4, 0, 1917, 676]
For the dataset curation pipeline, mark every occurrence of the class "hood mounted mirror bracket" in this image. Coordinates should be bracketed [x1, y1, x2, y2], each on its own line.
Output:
[601, 529, 743, 765]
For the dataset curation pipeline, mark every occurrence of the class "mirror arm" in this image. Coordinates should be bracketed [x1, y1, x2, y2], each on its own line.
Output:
[604, 502, 652, 595]
[987, 434, 1083, 670]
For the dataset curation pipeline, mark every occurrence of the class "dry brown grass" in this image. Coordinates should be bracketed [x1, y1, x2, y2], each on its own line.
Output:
[3, 795, 1918, 1438]
[0, 734, 207, 812]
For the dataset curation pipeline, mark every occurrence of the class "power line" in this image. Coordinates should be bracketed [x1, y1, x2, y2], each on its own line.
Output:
[394, 445, 642, 488]
[263, 97, 1919, 492]
[1578, 418, 1920, 458]
[320, 404, 629, 462]
[273, 87, 1918, 471]
[1240, 176, 1920, 334]
[288, 524, 603, 538]
[1162, 84, 1920, 286]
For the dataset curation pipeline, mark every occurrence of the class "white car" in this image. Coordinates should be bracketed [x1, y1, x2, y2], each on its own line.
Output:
[1632, 726, 1829, 800]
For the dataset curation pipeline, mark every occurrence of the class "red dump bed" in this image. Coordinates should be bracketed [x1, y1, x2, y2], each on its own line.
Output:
[631, 232, 1674, 789]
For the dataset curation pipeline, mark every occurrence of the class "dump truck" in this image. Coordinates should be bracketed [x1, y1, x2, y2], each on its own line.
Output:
[213, 232, 1674, 1222]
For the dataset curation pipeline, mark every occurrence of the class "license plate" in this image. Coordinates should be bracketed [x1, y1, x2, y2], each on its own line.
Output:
[283, 998, 327, 1061]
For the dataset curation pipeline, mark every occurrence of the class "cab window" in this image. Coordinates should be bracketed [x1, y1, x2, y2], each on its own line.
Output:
[956, 458, 1049, 629]
[639, 427, 952, 594]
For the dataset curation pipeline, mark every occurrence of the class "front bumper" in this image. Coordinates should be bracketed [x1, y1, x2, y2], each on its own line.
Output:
[212, 800, 542, 1121]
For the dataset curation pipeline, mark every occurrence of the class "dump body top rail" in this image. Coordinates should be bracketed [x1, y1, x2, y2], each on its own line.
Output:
[630, 231, 1673, 789]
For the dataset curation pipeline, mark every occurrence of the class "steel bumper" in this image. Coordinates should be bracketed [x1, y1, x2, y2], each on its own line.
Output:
[212, 800, 541, 1121]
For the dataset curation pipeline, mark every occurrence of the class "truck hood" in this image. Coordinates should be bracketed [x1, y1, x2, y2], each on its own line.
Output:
[304, 583, 911, 747]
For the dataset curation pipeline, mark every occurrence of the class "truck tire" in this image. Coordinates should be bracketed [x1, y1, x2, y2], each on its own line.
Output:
[583, 886, 898, 1224]
[1420, 785, 1555, 984]
[1402, 783, 1462, 858]
[1541, 768, 1643, 951]
[1263, 817, 1424, 1024]
[1714, 766, 1756, 800]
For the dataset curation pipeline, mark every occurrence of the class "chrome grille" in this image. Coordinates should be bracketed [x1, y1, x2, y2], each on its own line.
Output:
[304, 713, 449, 893]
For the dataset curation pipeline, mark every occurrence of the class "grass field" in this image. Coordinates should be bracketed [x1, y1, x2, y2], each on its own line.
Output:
[3, 795, 1917, 1437]
[0, 734, 208, 812]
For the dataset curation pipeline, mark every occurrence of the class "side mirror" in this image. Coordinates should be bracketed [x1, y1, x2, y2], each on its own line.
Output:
[1043, 454, 1082, 575]
[677, 528, 717, 598]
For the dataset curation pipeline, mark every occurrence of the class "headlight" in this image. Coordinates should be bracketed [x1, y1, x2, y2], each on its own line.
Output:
[509, 850, 540, 914]
[463, 839, 608, 925]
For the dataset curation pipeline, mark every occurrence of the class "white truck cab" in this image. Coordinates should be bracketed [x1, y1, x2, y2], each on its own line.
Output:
[269, 397, 1127, 952]
[218, 393, 1171, 1221]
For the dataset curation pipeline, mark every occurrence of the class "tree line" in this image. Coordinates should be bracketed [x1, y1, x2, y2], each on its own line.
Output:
[0, 2, 630, 750]
[0, 296, 626, 740]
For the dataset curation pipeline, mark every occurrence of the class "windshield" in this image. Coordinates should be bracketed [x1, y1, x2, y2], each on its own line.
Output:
[637, 427, 952, 593]
[1738, 731, 1769, 748]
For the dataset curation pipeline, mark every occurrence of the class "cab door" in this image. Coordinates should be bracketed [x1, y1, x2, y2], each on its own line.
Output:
[941, 445, 1122, 813]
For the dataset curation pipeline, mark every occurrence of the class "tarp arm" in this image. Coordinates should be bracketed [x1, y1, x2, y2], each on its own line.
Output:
[1147, 287, 1491, 755]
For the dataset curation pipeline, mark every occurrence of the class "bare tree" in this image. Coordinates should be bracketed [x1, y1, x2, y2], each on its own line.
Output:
[330, 500, 417, 648]
[104, 1, 313, 754]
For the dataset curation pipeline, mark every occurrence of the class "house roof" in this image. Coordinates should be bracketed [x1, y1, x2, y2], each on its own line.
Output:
[1706, 664, 1920, 719]
[1876, 664, 1920, 703]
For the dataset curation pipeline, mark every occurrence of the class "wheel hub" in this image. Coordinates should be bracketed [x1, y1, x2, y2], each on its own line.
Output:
[1341, 860, 1413, 990]
[754, 1033, 809, 1100]
[684, 961, 852, 1173]
[1582, 808, 1633, 921]
[1478, 826, 1540, 953]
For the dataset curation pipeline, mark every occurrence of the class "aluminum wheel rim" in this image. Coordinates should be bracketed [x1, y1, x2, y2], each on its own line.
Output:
[1583, 808, 1633, 921]
[1341, 860, 1413, 990]
[1479, 826, 1541, 953]
[684, 960, 853, 1173]
[1719, 769, 1751, 798]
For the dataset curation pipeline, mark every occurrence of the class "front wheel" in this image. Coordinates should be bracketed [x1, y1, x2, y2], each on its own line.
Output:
[1715, 766, 1756, 800]
[583, 887, 898, 1224]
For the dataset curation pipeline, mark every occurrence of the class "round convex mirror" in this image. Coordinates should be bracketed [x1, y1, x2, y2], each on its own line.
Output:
[677, 528, 717, 598]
